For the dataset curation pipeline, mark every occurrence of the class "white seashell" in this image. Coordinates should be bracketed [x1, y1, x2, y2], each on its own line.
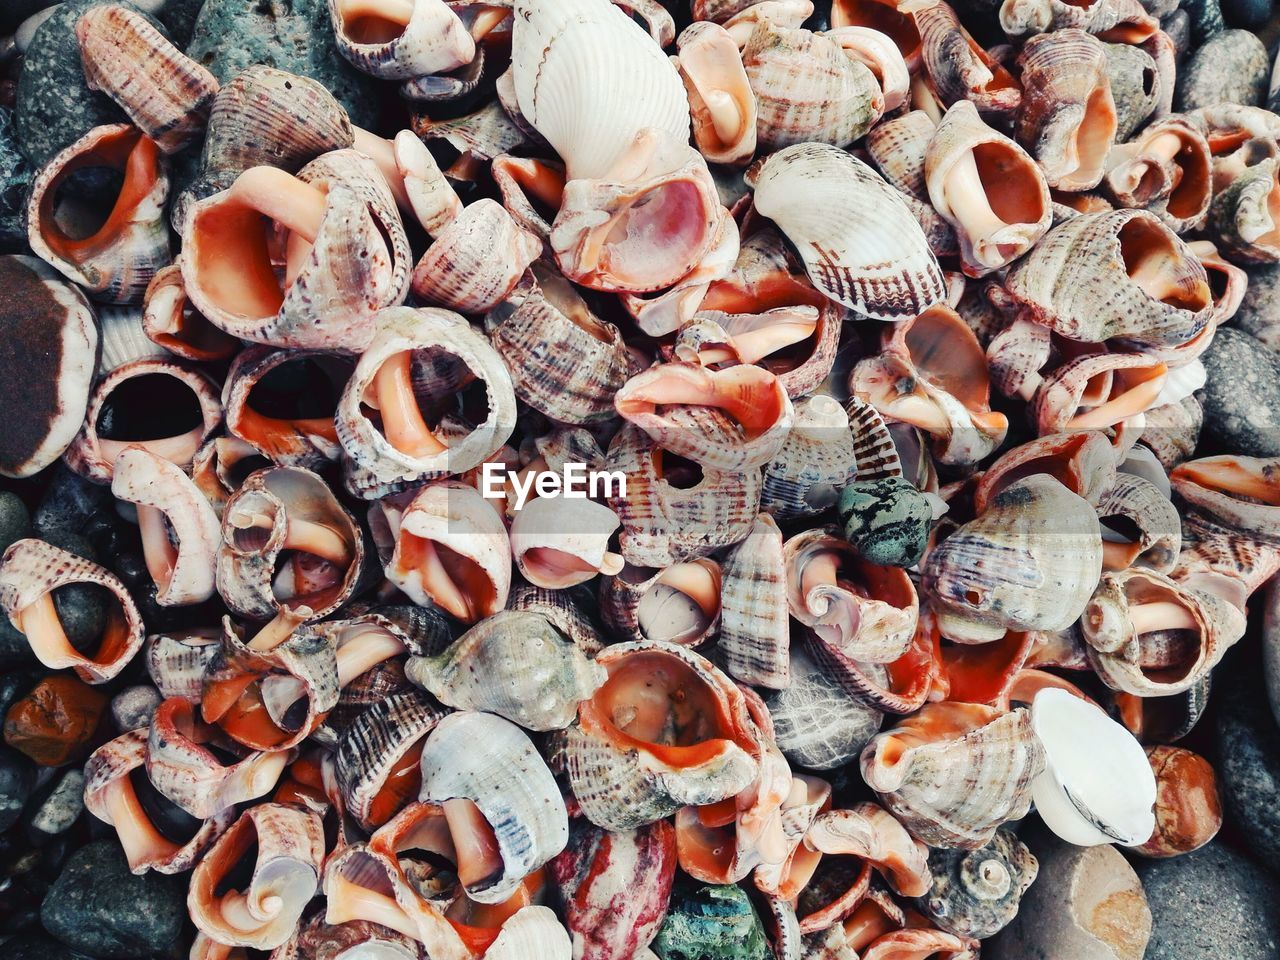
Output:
[509, 496, 625, 588]
[1029, 687, 1157, 847]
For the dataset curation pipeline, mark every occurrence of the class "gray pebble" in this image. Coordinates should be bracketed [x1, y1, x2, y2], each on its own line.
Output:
[1175, 30, 1269, 111]
[110, 685, 161, 732]
[0, 107, 32, 252]
[28, 768, 84, 839]
[1215, 672, 1280, 871]
[0, 745, 35, 831]
[0, 490, 30, 554]
[1232, 263, 1280, 357]
[1197, 328, 1280, 456]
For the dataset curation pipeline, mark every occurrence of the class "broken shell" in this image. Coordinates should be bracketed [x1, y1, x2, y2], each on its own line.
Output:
[748, 142, 947, 320]
[599, 559, 723, 648]
[378, 480, 511, 623]
[141, 262, 238, 362]
[1135, 745, 1222, 858]
[146, 628, 221, 701]
[1102, 115, 1212, 233]
[111, 445, 221, 606]
[28, 124, 169, 304]
[510, 496, 625, 589]
[564, 640, 759, 830]
[188, 802, 324, 950]
[719, 514, 790, 689]
[190, 436, 272, 516]
[406, 610, 605, 731]
[916, 829, 1038, 939]
[761, 395, 859, 520]
[411, 199, 541, 313]
[1032, 352, 1169, 453]
[860, 702, 1046, 849]
[804, 803, 933, 898]
[76, 5, 218, 154]
[676, 21, 758, 166]
[1106, 41, 1161, 142]
[329, 0, 475, 81]
[925, 99, 1051, 277]
[1095, 472, 1180, 573]
[418, 710, 570, 904]
[0, 538, 144, 683]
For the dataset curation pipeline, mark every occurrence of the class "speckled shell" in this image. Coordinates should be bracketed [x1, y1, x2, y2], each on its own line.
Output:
[411, 199, 541, 313]
[915, 0, 1021, 121]
[1171, 455, 1280, 545]
[761, 395, 859, 520]
[0, 538, 145, 684]
[972, 432, 1117, 514]
[1209, 154, 1280, 263]
[146, 629, 221, 701]
[922, 474, 1103, 643]
[865, 110, 959, 257]
[992, 209, 1212, 346]
[27, 125, 170, 304]
[747, 142, 947, 320]
[765, 645, 883, 770]
[860, 703, 1046, 849]
[1141, 395, 1202, 470]
[329, 0, 475, 81]
[838, 477, 933, 569]
[1106, 42, 1161, 142]
[418, 711, 569, 903]
[1095, 472, 1180, 573]
[605, 423, 761, 566]
[719, 513, 790, 689]
[1102, 115, 1212, 233]
[916, 829, 1038, 938]
[406, 610, 605, 731]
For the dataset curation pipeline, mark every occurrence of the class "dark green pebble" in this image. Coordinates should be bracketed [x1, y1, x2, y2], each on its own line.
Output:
[837, 476, 932, 568]
[651, 883, 770, 960]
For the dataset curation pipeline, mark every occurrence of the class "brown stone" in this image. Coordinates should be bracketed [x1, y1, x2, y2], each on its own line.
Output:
[4, 674, 108, 766]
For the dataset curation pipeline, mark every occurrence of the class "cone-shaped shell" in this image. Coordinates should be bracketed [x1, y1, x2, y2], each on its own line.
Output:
[916, 829, 1038, 938]
[719, 514, 791, 689]
[748, 142, 947, 320]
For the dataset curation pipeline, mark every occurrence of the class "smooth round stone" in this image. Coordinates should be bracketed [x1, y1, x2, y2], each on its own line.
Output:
[186, 0, 379, 130]
[1233, 264, 1280, 357]
[1220, 0, 1272, 26]
[1175, 30, 1269, 110]
[0, 107, 32, 252]
[651, 883, 770, 960]
[1215, 674, 1280, 870]
[39, 531, 108, 651]
[837, 477, 932, 568]
[109, 685, 161, 732]
[0, 491, 30, 554]
[3, 676, 108, 767]
[1134, 841, 1280, 959]
[1197, 328, 1280, 457]
[41, 839, 186, 959]
[1179, 0, 1225, 41]
[1, 933, 94, 960]
[27, 767, 85, 840]
[0, 744, 35, 831]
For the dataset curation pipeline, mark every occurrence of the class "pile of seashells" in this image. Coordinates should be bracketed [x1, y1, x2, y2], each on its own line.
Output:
[1, 0, 1279, 956]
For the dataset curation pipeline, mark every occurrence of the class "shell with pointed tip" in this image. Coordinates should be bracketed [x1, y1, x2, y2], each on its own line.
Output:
[76, 6, 218, 155]
[749, 143, 946, 320]
[916, 829, 1038, 938]
[599, 559, 723, 648]
[0, 538, 144, 684]
[992, 209, 1213, 346]
[564, 640, 760, 830]
[1102, 115, 1212, 233]
[765, 645, 882, 770]
[217, 466, 365, 622]
[188, 803, 324, 950]
[719, 514, 790, 689]
[411, 199, 541, 313]
[111, 446, 221, 606]
[925, 99, 1051, 277]
[915, 0, 1021, 121]
[1095, 473, 1180, 573]
[762, 396, 858, 520]
[27, 125, 169, 304]
[406, 610, 605, 730]
[330, 0, 475, 80]
[510, 496, 625, 589]
[337, 307, 517, 493]
[418, 711, 570, 904]
[923, 475, 1103, 644]
[860, 702, 1046, 849]
[676, 21, 758, 166]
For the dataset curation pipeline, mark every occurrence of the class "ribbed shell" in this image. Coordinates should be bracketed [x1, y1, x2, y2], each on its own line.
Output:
[1102, 115, 1212, 233]
[719, 513, 790, 689]
[676, 21, 758, 166]
[761, 395, 858, 520]
[916, 829, 1038, 938]
[1106, 42, 1161, 142]
[1171, 455, 1280, 544]
[1095, 472, 1181, 573]
[598, 560, 723, 647]
[847, 396, 906, 482]
[915, 1, 1021, 121]
[146, 630, 221, 701]
[748, 143, 947, 320]
[411, 199, 541, 313]
[1208, 154, 1280, 263]
[329, 0, 475, 80]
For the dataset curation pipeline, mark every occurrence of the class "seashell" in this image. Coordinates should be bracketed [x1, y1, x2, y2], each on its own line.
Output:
[761, 396, 858, 520]
[550, 818, 675, 960]
[860, 702, 1046, 849]
[336, 307, 517, 494]
[509, 582, 606, 655]
[296, 915, 423, 960]
[924, 99, 1051, 277]
[992, 209, 1212, 346]
[329, 0, 475, 81]
[804, 803, 933, 898]
[111, 446, 221, 606]
[1095, 472, 1180, 573]
[1031, 352, 1168, 455]
[188, 803, 324, 950]
[377, 480, 510, 623]
[411, 199, 541, 314]
[1171, 455, 1280, 545]
[923, 475, 1103, 643]
[972, 431, 1117, 515]
[1102, 115, 1211, 232]
[1140, 394, 1201, 470]
[1013, 30, 1116, 191]
[0, 538, 144, 684]
[1029, 687, 1157, 846]
[998, 0, 1157, 38]
[1134, 745, 1222, 858]
[190, 435, 272, 515]
[85, 729, 232, 876]
[765, 645, 883, 770]
[146, 628, 221, 701]
[837, 477, 933, 569]
[826, 25, 911, 112]
[747, 142, 947, 320]
[1081, 567, 1244, 696]
[564, 640, 760, 830]
[1106, 42, 1161, 142]
[742, 21, 883, 151]
[418, 711, 569, 903]
[599, 559, 723, 647]
[849, 304, 1008, 466]
[144, 697, 290, 819]
[615, 361, 794, 472]
[406, 610, 606, 731]
[335, 689, 448, 831]
[915, 829, 1037, 938]
[785, 526, 919, 664]
[488, 265, 638, 424]
[845, 395, 906, 482]
[718, 514, 790, 689]
[491, 153, 564, 240]
[1208, 153, 1280, 263]
[1187, 239, 1247, 330]
[27, 124, 169, 304]
[75, 6, 218, 155]
[865, 109, 936, 200]
[509, 496, 625, 589]
[914, 0, 1020, 122]
[675, 21, 758, 166]
[218, 466, 365, 623]
[141, 262, 238, 362]
[222, 345, 351, 470]
[486, 905, 573, 960]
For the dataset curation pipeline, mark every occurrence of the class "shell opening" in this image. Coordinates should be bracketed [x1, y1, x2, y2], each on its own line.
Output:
[396, 532, 498, 623]
[17, 587, 132, 671]
[635, 562, 722, 644]
[590, 178, 710, 288]
[1118, 218, 1210, 312]
[336, 0, 414, 44]
[95, 372, 208, 467]
[831, 0, 921, 64]
[239, 355, 347, 451]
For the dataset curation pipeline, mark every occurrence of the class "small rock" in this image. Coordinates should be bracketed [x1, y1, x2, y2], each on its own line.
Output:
[185, 0, 379, 130]
[0, 932, 94, 960]
[1133, 841, 1280, 959]
[1175, 30, 1269, 110]
[0, 107, 31, 252]
[837, 476, 932, 568]
[1135, 745, 1222, 858]
[109, 685, 161, 732]
[28, 767, 85, 839]
[41, 839, 186, 959]
[1160, 9, 1191, 58]
[1179, 0, 1225, 42]
[33, 465, 114, 543]
[0, 490, 30, 551]
[1215, 673, 1280, 870]
[1220, 0, 1272, 26]
[3, 675, 107, 767]
[1197, 328, 1280, 457]
[0, 667, 42, 718]
[1232, 264, 1280, 357]
[0, 744, 35, 830]
[650, 882, 770, 960]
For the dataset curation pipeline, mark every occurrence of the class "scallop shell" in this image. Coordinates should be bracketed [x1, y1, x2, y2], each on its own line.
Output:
[747, 142, 947, 320]
[719, 513, 790, 689]
[761, 395, 859, 520]
[329, 0, 475, 80]
[915, 829, 1038, 939]
[1102, 115, 1212, 232]
[860, 702, 1046, 849]
[676, 21, 758, 165]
